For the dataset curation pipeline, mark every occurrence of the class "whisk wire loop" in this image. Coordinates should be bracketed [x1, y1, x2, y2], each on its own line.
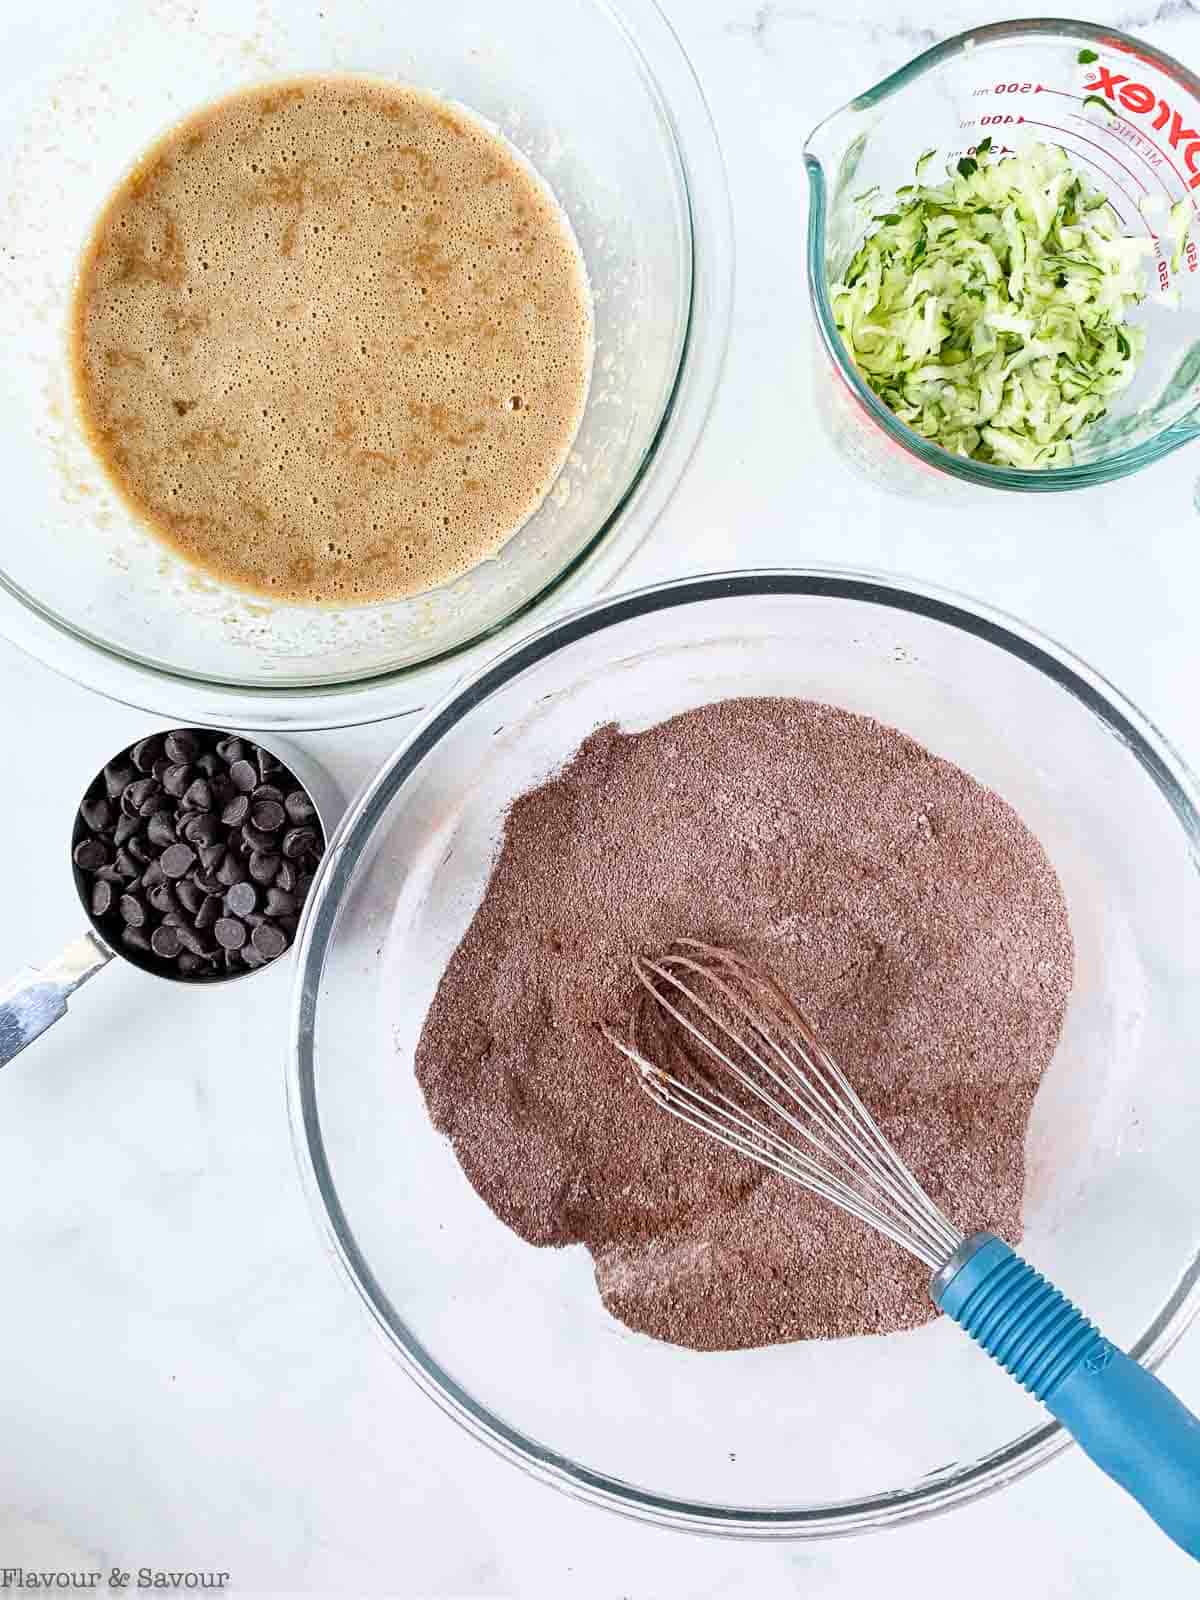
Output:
[604, 941, 963, 1271]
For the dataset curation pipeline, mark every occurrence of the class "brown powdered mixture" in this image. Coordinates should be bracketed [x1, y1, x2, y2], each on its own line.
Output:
[414, 699, 1074, 1352]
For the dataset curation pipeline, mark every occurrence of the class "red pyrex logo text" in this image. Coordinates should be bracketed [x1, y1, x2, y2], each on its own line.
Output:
[1085, 67, 1200, 187]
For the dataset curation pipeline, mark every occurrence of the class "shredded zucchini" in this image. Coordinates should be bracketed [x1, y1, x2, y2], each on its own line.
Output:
[830, 141, 1152, 467]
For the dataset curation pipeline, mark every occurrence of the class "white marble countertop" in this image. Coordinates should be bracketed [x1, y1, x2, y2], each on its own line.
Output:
[3, 0, 1200, 1594]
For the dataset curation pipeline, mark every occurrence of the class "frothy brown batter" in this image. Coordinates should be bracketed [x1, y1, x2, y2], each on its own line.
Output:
[70, 77, 593, 605]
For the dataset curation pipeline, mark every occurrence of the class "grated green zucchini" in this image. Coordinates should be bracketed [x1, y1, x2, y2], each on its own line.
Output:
[831, 141, 1153, 467]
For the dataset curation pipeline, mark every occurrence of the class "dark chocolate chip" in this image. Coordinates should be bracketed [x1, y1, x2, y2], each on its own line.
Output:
[80, 795, 113, 833]
[180, 814, 220, 846]
[73, 838, 108, 872]
[91, 880, 113, 918]
[248, 851, 280, 885]
[198, 842, 226, 873]
[240, 945, 266, 970]
[296, 871, 315, 902]
[196, 752, 220, 778]
[146, 810, 177, 849]
[216, 852, 246, 887]
[160, 843, 197, 879]
[104, 763, 135, 801]
[277, 914, 299, 940]
[164, 730, 200, 765]
[284, 790, 317, 825]
[148, 882, 178, 915]
[113, 848, 140, 880]
[182, 778, 212, 813]
[241, 823, 275, 853]
[122, 926, 151, 953]
[195, 894, 221, 931]
[126, 834, 151, 865]
[253, 784, 285, 806]
[251, 800, 285, 833]
[192, 872, 223, 897]
[221, 793, 250, 827]
[251, 922, 287, 960]
[229, 759, 257, 793]
[119, 893, 146, 927]
[162, 763, 192, 798]
[274, 861, 297, 894]
[131, 736, 163, 773]
[176, 880, 203, 915]
[214, 917, 247, 951]
[216, 736, 248, 765]
[224, 880, 257, 918]
[140, 858, 165, 890]
[95, 864, 125, 886]
[114, 814, 141, 847]
[175, 925, 212, 957]
[151, 925, 183, 960]
[177, 952, 205, 976]
[265, 888, 296, 918]
[282, 826, 319, 860]
[152, 757, 173, 782]
[125, 777, 161, 813]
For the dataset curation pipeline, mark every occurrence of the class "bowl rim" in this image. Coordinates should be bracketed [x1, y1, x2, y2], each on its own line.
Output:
[286, 565, 1200, 1538]
[0, 0, 734, 731]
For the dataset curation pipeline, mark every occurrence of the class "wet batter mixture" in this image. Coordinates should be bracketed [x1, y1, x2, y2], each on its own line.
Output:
[414, 699, 1075, 1352]
[70, 76, 593, 605]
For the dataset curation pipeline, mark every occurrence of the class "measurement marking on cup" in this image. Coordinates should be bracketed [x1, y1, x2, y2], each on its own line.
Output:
[974, 76, 1199, 210]
[1038, 86, 1185, 202]
[1025, 119, 1150, 205]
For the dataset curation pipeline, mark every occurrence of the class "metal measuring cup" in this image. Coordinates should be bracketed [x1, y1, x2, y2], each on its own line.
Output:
[0, 727, 341, 1067]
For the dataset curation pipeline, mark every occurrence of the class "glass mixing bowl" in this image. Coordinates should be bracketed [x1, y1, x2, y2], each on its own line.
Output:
[0, 0, 731, 729]
[805, 19, 1200, 495]
[288, 570, 1200, 1537]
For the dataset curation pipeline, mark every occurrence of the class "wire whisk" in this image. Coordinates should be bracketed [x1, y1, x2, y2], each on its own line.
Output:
[603, 939, 962, 1269]
[602, 939, 1200, 1561]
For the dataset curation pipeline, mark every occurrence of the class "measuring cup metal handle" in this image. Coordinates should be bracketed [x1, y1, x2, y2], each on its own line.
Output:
[0, 932, 114, 1068]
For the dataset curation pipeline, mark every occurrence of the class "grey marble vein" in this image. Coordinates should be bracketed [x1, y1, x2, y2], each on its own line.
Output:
[725, 4, 936, 56]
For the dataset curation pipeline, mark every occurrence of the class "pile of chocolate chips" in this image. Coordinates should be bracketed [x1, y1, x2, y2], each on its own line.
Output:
[71, 728, 325, 981]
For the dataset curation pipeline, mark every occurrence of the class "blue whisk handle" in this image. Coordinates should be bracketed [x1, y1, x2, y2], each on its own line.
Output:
[932, 1233, 1200, 1561]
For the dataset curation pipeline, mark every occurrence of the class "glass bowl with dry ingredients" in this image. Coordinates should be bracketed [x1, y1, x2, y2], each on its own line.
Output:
[805, 19, 1200, 494]
[0, 0, 731, 729]
[288, 569, 1200, 1538]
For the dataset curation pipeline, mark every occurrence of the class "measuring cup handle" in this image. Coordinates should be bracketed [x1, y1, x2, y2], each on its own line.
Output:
[0, 932, 115, 1068]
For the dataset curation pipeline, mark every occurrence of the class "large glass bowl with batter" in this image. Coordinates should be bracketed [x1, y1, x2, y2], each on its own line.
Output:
[287, 570, 1200, 1537]
[0, 0, 730, 729]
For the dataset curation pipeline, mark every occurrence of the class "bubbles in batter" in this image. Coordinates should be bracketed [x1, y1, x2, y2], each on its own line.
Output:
[70, 76, 594, 606]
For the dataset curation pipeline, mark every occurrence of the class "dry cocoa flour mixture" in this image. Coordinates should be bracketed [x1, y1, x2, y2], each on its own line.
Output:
[414, 699, 1074, 1352]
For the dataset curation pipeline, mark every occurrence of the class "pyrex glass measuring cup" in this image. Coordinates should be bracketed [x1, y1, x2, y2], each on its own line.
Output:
[805, 19, 1200, 493]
